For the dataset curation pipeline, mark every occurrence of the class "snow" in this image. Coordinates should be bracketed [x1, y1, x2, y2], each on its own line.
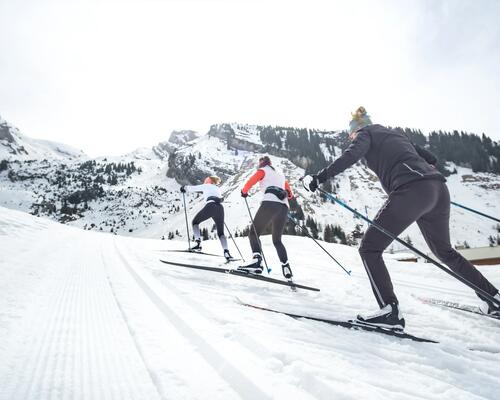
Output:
[0, 117, 86, 161]
[1, 205, 500, 399]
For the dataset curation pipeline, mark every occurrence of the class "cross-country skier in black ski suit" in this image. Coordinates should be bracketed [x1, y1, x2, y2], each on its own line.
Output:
[303, 107, 500, 329]
[180, 175, 233, 261]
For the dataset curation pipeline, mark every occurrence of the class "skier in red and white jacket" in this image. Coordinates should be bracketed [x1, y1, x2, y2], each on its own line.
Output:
[239, 156, 294, 279]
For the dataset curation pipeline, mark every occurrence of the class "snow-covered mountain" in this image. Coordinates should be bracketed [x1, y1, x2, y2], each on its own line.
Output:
[1, 117, 500, 255]
[1, 205, 499, 399]
[0, 116, 86, 161]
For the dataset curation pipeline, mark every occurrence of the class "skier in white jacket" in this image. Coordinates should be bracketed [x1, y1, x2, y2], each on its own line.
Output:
[180, 176, 233, 260]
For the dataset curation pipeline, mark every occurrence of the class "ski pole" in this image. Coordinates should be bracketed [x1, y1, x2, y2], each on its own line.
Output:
[244, 197, 271, 274]
[181, 191, 191, 250]
[317, 187, 500, 307]
[224, 221, 245, 261]
[287, 214, 351, 275]
[451, 201, 500, 224]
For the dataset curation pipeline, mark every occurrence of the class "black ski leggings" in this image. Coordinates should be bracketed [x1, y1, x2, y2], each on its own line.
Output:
[192, 202, 225, 237]
[248, 201, 288, 263]
[359, 179, 498, 308]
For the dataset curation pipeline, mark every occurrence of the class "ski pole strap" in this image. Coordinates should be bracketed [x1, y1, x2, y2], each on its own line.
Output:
[451, 201, 500, 223]
[287, 214, 351, 275]
[318, 188, 500, 308]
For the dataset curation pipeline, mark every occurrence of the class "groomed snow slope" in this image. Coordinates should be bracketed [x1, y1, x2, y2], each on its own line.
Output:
[1, 206, 499, 400]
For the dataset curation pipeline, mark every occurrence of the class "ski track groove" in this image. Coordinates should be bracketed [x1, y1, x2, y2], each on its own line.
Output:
[3, 233, 166, 400]
[30, 262, 74, 400]
[99, 248, 164, 400]
[114, 240, 273, 400]
[21, 258, 72, 400]
[47, 263, 75, 400]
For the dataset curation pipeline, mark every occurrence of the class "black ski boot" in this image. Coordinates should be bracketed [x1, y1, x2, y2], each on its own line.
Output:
[281, 262, 293, 279]
[356, 302, 405, 331]
[190, 239, 202, 252]
[238, 253, 263, 275]
[479, 293, 500, 317]
[224, 249, 234, 262]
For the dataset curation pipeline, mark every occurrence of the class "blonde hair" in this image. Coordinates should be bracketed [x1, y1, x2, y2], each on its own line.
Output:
[208, 175, 221, 185]
[349, 106, 372, 133]
[351, 106, 368, 121]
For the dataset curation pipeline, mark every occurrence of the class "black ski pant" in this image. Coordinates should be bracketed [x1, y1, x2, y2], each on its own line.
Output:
[359, 179, 498, 308]
[192, 202, 227, 249]
[248, 201, 288, 263]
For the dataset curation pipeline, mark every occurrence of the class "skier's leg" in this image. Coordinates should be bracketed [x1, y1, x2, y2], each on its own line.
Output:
[191, 204, 214, 249]
[248, 203, 272, 256]
[270, 203, 289, 264]
[269, 203, 293, 278]
[359, 181, 436, 308]
[417, 181, 499, 300]
[212, 204, 229, 251]
[239, 203, 272, 272]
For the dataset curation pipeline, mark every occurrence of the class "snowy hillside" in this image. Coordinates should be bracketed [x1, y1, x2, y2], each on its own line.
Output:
[1, 205, 500, 399]
[1, 118, 500, 254]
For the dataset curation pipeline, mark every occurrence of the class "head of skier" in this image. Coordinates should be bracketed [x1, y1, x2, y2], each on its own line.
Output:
[204, 175, 221, 185]
[348, 106, 372, 141]
[258, 156, 272, 169]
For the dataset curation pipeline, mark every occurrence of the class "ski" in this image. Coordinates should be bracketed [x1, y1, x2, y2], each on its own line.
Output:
[163, 249, 224, 257]
[159, 260, 320, 292]
[236, 299, 438, 344]
[162, 249, 240, 261]
[416, 296, 500, 320]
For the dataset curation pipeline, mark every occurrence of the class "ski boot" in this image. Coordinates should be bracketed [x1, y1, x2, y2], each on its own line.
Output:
[479, 292, 500, 317]
[190, 239, 202, 252]
[281, 262, 293, 279]
[224, 249, 234, 262]
[238, 253, 263, 275]
[356, 302, 405, 331]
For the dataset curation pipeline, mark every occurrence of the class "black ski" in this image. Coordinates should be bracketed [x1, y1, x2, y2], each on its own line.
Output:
[161, 249, 240, 262]
[236, 299, 438, 344]
[416, 296, 500, 320]
[159, 260, 320, 292]
[163, 249, 224, 257]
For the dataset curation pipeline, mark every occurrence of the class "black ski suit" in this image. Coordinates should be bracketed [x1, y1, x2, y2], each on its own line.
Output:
[318, 124, 498, 307]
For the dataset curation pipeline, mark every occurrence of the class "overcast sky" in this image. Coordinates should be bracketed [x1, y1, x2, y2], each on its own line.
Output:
[1, 0, 500, 157]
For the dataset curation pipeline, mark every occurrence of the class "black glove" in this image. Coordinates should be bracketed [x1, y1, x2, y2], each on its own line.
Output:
[302, 175, 319, 192]
[180, 185, 186, 193]
[241, 190, 248, 198]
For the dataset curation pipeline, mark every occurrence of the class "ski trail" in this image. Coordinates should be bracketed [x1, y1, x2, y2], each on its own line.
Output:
[2, 231, 162, 400]
[99, 249, 164, 400]
[113, 240, 274, 400]
[121, 244, 332, 400]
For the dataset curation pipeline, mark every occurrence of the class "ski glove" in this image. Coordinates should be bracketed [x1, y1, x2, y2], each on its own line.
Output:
[302, 175, 319, 192]
[180, 185, 186, 193]
[241, 190, 248, 198]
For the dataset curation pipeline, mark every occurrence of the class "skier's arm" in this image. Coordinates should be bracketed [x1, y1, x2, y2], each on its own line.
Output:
[285, 181, 293, 199]
[317, 129, 371, 182]
[413, 144, 437, 166]
[241, 169, 265, 194]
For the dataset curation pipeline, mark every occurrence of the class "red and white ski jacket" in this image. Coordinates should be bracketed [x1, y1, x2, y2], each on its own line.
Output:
[241, 166, 293, 207]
